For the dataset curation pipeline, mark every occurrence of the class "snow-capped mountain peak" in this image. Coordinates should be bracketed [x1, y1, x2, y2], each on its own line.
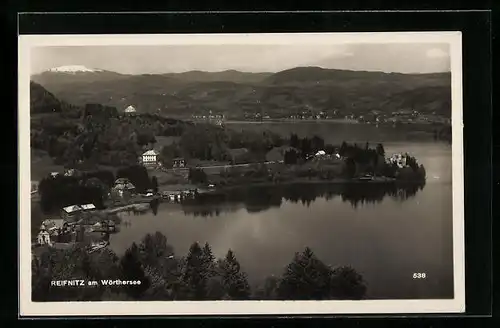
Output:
[46, 65, 103, 73]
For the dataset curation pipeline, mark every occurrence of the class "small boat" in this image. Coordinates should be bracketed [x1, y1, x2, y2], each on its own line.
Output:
[358, 175, 374, 181]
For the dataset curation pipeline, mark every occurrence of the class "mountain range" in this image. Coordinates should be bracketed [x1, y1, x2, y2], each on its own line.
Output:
[31, 65, 452, 117]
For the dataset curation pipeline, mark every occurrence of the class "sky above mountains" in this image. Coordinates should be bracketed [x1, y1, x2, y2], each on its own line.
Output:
[31, 43, 450, 75]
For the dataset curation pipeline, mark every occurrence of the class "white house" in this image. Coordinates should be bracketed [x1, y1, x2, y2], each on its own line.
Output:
[388, 153, 408, 168]
[37, 229, 52, 246]
[61, 205, 83, 220]
[141, 149, 160, 166]
[124, 105, 137, 115]
[81, 203, 96, 211]
[113, 181, 136, 197]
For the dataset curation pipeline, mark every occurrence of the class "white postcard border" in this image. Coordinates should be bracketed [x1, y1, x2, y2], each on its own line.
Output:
[18, 32, 465, 316]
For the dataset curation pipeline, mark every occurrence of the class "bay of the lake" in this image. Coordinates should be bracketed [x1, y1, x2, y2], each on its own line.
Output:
[109, 123, 454, 300]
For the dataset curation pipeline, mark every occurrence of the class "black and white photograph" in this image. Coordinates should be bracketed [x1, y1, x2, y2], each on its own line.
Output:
[19, 32, 464, 315]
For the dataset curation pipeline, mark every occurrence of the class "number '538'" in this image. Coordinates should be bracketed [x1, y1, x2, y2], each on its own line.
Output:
[413, 272, 426, 279]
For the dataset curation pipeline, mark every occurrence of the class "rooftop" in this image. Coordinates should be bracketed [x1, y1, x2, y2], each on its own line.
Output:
[143, 149, 160, 156]
[81, 204, 96, 210]
[114, 182, 136, 190]
[42, 219, 65, 229]
[62, 205, 83, 214]
[115, 178, 130, 184]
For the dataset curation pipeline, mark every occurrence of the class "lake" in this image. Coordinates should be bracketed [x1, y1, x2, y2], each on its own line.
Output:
[109, 123, 454, 300]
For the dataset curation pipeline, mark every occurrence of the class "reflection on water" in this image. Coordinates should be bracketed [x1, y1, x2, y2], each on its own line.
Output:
[178, 182, 426, 217]
[109, 141, 453, 300]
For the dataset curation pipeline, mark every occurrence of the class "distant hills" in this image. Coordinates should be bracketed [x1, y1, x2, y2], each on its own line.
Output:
[31, 66, 451, 117]
[30, 81, 68, 114]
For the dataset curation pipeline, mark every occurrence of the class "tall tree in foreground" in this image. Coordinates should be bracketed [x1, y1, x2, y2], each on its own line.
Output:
[218, 250, 251, 300]
[181, 242, 209, 300]
[253, 275, 280, 300]
[120, 243, 150, 299]
[277, 247, 333, 300]
[201, 242, 216, 277]
[329, 266, 367, 300]
[138, 231, 174, 269]
[200, 243, 226, 300]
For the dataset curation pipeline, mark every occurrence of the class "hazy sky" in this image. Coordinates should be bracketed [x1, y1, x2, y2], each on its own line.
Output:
[31, 43, 450, 75]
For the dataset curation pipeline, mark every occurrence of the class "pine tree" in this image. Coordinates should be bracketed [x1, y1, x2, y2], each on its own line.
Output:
[277, 247, 333, 300]
[253, 275, 280, 300]
[218, 250, 251, 300]
[181, 242, 209, 300]
[120, 243, 150, 299]
[138, 232, 173, 269]
[201, 242, 216, 277]
[330, 266, 367, 300]
[339, 141, 348, 157]
[290, 133, 299, 148]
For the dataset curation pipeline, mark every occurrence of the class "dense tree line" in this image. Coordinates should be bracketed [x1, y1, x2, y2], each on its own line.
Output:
[116, 165, 153, 193]
[185, 181, 426, 216]
[32, 232, 367, 301]
[38, 175, 106, 213]
[188, 168, 208, 185]
[160, 124, 286, 165]
[37, 165, 158, 213]
[288, 133, 326, 157]
[31, 95, 191, 168]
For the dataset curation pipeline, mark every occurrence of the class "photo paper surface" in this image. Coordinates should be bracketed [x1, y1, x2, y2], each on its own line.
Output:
[19, 32, 464, 316]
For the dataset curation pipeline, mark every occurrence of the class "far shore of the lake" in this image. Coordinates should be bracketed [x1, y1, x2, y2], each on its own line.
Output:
[196, 176, 425, 194]
[222, 119, 360, 124]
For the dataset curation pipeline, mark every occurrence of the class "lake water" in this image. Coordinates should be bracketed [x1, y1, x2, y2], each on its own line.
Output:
[109, 123, 454, 300]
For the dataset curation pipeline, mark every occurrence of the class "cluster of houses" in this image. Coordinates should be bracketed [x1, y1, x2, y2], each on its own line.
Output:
[309, 150, 342, 161]
[139, 149, 186, 169]
[388, 153, 412, 168]
[161, 187, 197, 202]
[112, 177, 137, 198]
[355, 109, 451, 125]
[36, 202, 116, 251]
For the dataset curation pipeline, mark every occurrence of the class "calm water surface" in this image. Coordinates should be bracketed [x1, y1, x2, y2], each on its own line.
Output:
[109, 123, 454, 299]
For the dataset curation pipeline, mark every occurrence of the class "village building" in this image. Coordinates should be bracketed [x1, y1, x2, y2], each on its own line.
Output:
[64, 168, 76, 177]
[37, 229, 51, 246]
[81, 203, 97, 212]
[172, 157, 186, 168]
[114, 178, 130, 185]
[388, 153, 408, 168]
[141, 149, 160, 166]
[161, 184, 197, 202]
[112, 181, 136, 197]
[89, 220, 115, 233]
[124, 105, 137, 116]
[61, 205, 83, 221]
[75, 213, 106, 233]
[41, 219, 67, 236]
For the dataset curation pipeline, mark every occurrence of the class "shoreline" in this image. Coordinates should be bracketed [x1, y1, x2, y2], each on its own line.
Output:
[198, 177, 425, 194]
